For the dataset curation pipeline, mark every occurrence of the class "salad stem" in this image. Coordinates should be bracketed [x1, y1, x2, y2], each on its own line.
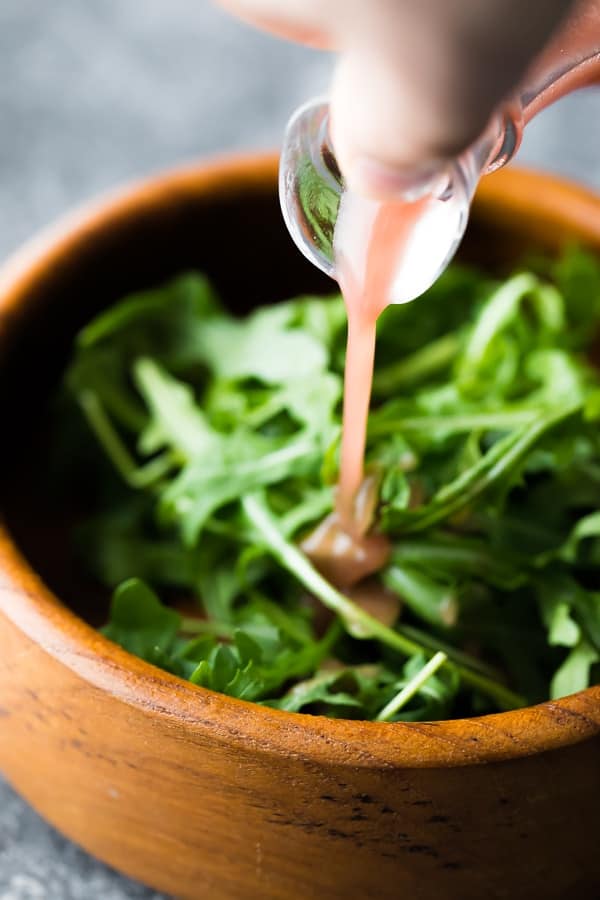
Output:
[373, 332, 460, 394]
[78, 389, 173, 488]
[369, 409, 539, 437]
[376, 651, 448, 721]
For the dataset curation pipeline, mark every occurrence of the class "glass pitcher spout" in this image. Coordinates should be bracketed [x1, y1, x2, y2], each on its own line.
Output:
[279, 0, 600, 303]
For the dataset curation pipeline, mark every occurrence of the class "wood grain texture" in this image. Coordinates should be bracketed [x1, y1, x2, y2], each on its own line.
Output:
[0, 156, 600, 899]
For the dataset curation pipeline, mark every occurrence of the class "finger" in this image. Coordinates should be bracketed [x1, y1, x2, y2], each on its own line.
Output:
[215, 0, 335, 49]
[329, 0, 575, 199]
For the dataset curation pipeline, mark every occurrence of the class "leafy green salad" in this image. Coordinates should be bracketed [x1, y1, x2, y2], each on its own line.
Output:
[54, 247, 600, 721]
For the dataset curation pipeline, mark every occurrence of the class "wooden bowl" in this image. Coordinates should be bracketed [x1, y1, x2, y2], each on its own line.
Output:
[1, 157, 599, 900]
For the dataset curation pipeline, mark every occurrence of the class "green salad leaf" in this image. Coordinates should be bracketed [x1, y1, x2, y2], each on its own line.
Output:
[53, 248, 600, 721]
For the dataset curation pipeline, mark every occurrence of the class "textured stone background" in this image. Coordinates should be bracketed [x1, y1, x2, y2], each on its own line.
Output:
[1, 2, 599, 898]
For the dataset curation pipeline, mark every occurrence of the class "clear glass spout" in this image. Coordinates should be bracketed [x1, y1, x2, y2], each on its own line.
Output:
[279, 99, 501, 303]
[279, 1, 600, 303]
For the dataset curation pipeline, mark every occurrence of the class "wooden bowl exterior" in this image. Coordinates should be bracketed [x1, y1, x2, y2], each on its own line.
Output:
[0, 157, 599, 899]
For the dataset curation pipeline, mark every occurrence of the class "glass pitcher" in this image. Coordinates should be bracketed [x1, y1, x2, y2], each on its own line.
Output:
[280, 0, 600, 304]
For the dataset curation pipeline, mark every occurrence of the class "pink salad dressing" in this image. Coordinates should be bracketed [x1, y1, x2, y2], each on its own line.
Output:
[302, 196, 430, 586]
[335, 195, 429, 526]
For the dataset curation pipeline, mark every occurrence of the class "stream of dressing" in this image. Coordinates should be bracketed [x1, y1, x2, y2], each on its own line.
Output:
[302, 193, 430, 588]
[336, 194, 430, 525]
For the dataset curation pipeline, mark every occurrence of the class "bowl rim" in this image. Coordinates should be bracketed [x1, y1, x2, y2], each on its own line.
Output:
[1, 153, 599, 770]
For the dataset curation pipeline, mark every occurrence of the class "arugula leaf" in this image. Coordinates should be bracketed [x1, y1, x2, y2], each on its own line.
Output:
[102, 578, 182, 667]
[382, 405, 582, 533]
[191, 304, 329, 383]
[161, 431, 321, 544]
[134, 358, 219, 459]
[460, 273, 542, 374]
[558, 511, 600, 563]
[77, 273, 222, 367]
[538, 593, 581, 648]
[550, 640, 600, 699]
[383, 565, 458, 628]
[190, 644, 263, 701]
[267, 669, 364, 714]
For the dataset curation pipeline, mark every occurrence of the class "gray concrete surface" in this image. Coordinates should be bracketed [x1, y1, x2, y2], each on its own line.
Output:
[1, 2, 599, 898]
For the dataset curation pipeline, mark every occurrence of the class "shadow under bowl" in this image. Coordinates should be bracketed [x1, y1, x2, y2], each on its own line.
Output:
[0, 156, 599, 900]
